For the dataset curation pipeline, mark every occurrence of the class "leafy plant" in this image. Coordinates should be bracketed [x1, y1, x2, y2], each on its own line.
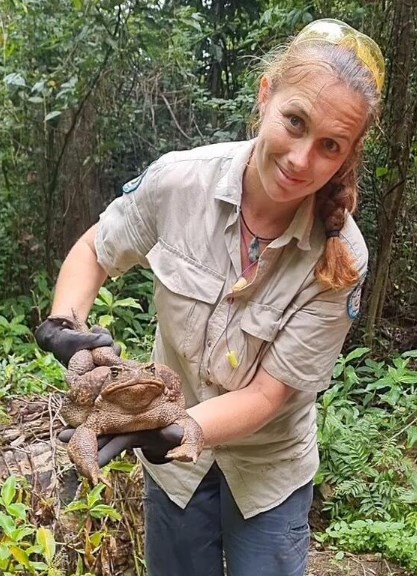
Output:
[0, 475, 60, 575]
[64, 482, 122, 571]
[316, 347, 417, 570]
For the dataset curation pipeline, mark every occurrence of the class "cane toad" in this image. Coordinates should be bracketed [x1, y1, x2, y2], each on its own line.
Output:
[49, 313, 204, 485]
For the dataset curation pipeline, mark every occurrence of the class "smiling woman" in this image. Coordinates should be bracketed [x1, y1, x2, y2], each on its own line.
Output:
[35, 18, 385, 576]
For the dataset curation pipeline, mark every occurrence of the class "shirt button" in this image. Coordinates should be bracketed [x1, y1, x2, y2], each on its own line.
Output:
[207, 339, 212, 348]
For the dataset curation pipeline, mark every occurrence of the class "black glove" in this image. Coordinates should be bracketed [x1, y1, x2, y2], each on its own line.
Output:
[58, 424, 184, 465]
[35, 318, 115, 366]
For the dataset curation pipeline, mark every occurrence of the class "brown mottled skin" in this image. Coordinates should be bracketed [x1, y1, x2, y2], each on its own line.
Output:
[50, 312, 204, 485]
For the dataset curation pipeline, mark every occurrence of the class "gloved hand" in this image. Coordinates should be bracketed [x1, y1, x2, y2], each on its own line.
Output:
[58, 424, 184, 465]
[35, 317, 116, 366]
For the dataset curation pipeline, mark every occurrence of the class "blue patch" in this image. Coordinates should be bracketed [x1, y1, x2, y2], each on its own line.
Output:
[122, 175, 142, 194]
[347, 282, 363, 320]
[122, 169, 148, 194]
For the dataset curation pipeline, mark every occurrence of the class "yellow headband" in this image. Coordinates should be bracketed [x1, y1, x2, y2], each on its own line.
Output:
[292, 18, 385, 92]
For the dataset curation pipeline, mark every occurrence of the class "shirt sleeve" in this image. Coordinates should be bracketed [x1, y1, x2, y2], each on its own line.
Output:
[95, 162, 161, 277]
[261, 276, 366, 393]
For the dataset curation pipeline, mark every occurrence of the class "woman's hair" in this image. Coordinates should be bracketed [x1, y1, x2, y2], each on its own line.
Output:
[256, 40, 382, 290]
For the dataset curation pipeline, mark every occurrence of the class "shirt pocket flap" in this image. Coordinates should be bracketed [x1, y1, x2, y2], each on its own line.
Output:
[147, 239, 224, 304]
[240, 302, 283, 342]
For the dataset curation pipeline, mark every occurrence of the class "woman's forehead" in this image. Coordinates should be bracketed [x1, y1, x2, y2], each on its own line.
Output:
[271, 74, 367, 138]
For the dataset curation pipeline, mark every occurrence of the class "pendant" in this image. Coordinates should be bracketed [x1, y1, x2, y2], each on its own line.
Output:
[248, 236, 260, 263]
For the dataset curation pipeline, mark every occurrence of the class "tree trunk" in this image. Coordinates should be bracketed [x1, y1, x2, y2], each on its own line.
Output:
[58, 103, 105, 256]
[365, 0, 417, 347]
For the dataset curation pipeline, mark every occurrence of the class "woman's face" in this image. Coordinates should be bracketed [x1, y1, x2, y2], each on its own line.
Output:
[251, 71, 367, 205]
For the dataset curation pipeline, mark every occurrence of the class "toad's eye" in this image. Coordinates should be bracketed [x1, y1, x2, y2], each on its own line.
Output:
[147, 363, 156, 375]
[110, 366, 120, 378]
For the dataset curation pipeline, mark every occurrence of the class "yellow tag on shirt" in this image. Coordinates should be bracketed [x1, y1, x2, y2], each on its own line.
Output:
[232, 278, 247, 292]
[226, 351, 240, 369]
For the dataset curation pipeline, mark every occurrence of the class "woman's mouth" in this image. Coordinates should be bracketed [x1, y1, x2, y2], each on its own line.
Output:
[275, 162, 307, 185]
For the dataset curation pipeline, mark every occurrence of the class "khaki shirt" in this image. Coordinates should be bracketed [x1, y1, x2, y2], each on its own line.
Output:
[96, 140, 368, 519]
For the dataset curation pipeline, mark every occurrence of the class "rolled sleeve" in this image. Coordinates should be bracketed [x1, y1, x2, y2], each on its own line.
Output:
[95, 163, 161, 277]
[262, 287, 361, 393]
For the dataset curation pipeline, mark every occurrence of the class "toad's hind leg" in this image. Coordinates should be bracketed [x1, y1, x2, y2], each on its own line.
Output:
[165, 416, 204, 464]
[67, 426, 109, 487]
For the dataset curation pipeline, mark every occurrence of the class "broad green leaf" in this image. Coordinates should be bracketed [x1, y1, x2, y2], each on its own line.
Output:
[114, 297, 143, 309]
[9, 545, 31, 568]
[0, 544, 11, 561]
[3, 337, 13, 354]
[402, 350, 417, 358]
[89, 504, 121, 520]
[86, 483, 106, 508]
[105, 460, 135, 472]
[406, 426, 417, 448]
[0, 511, 16, 536]
[64, 501, 88, 513]
[4, 73, 26, 87]
[97, 286, 113, 307]
[345, 347, 369, 363]
[45, 110, 62, 121]
[376, 166, 389, 178]
[1, 476, 16, 506]
[36, 526, 56, 563]
[89, 531, 106, 548]
[28, 96, 44, 104]
[31, 80, 46, 93]
[10, 526, 35, 541]
[97, 314, 113, 328]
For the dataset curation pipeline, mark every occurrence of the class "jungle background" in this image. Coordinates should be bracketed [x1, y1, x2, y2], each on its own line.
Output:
[0, 0, 417, 575]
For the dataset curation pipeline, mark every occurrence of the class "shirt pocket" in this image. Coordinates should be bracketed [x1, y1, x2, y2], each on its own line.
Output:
[210, 301, 284, 391]
[147, 239, 225, 363]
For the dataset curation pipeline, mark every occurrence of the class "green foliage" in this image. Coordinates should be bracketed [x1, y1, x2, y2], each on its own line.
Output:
[64, 483, 121, 522]
[316, 347, 417, 571]
[0, 475, 60, 575]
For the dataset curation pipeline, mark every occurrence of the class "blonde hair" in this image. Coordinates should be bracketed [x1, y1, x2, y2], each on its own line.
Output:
[256, 41, 381, 290]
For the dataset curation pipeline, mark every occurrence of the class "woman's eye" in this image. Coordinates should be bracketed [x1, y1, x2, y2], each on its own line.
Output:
[287, 115, 304, 131]
[323, 138, 340, 153]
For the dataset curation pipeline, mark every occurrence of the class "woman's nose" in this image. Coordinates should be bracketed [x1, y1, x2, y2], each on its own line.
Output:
[287, 139, 313, 172]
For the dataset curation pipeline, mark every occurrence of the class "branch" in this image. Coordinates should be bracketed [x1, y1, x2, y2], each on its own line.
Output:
[159, 92, 193, 141]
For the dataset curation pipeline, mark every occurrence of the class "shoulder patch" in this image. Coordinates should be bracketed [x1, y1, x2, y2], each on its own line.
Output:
[122, 169, 148, 194]
[346, 275, 366, 320]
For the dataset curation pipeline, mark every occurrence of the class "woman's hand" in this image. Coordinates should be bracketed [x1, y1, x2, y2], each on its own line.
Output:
[59, 425, 184, 465]
[35, 319, 114, 366]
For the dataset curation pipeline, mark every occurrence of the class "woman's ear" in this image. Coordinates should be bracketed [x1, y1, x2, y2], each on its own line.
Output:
[258, 75, 272, 112]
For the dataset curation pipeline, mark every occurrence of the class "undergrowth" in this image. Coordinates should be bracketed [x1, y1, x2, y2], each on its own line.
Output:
[315, 347, 417, 571]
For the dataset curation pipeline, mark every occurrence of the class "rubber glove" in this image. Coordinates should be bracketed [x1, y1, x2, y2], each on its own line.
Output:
[35, 317, 116, 366]
[58, 424, 184, 465]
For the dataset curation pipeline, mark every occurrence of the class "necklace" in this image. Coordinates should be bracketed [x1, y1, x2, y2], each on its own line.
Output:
[240, 209, 277, 263]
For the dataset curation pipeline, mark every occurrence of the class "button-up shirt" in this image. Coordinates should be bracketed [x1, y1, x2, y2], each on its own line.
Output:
[95, 139, 368, 519]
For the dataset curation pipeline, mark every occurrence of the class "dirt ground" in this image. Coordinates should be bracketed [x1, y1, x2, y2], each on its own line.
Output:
[307, 548, 410, 576]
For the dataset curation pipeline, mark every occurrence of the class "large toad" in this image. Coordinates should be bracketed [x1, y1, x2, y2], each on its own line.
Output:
[49, 313, 204, 485]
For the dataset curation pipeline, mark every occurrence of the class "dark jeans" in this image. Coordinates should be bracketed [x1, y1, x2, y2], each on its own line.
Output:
[142, 464, 313, 576]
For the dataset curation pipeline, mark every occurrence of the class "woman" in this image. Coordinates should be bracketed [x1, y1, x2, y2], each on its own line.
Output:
[36, 19, 385, 576]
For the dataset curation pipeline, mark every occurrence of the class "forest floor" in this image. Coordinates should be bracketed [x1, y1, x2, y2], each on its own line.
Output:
[307, 548, 410, 576]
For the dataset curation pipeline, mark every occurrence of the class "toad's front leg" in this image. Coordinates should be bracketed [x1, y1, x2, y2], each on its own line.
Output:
[67, 425, 110, 487]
